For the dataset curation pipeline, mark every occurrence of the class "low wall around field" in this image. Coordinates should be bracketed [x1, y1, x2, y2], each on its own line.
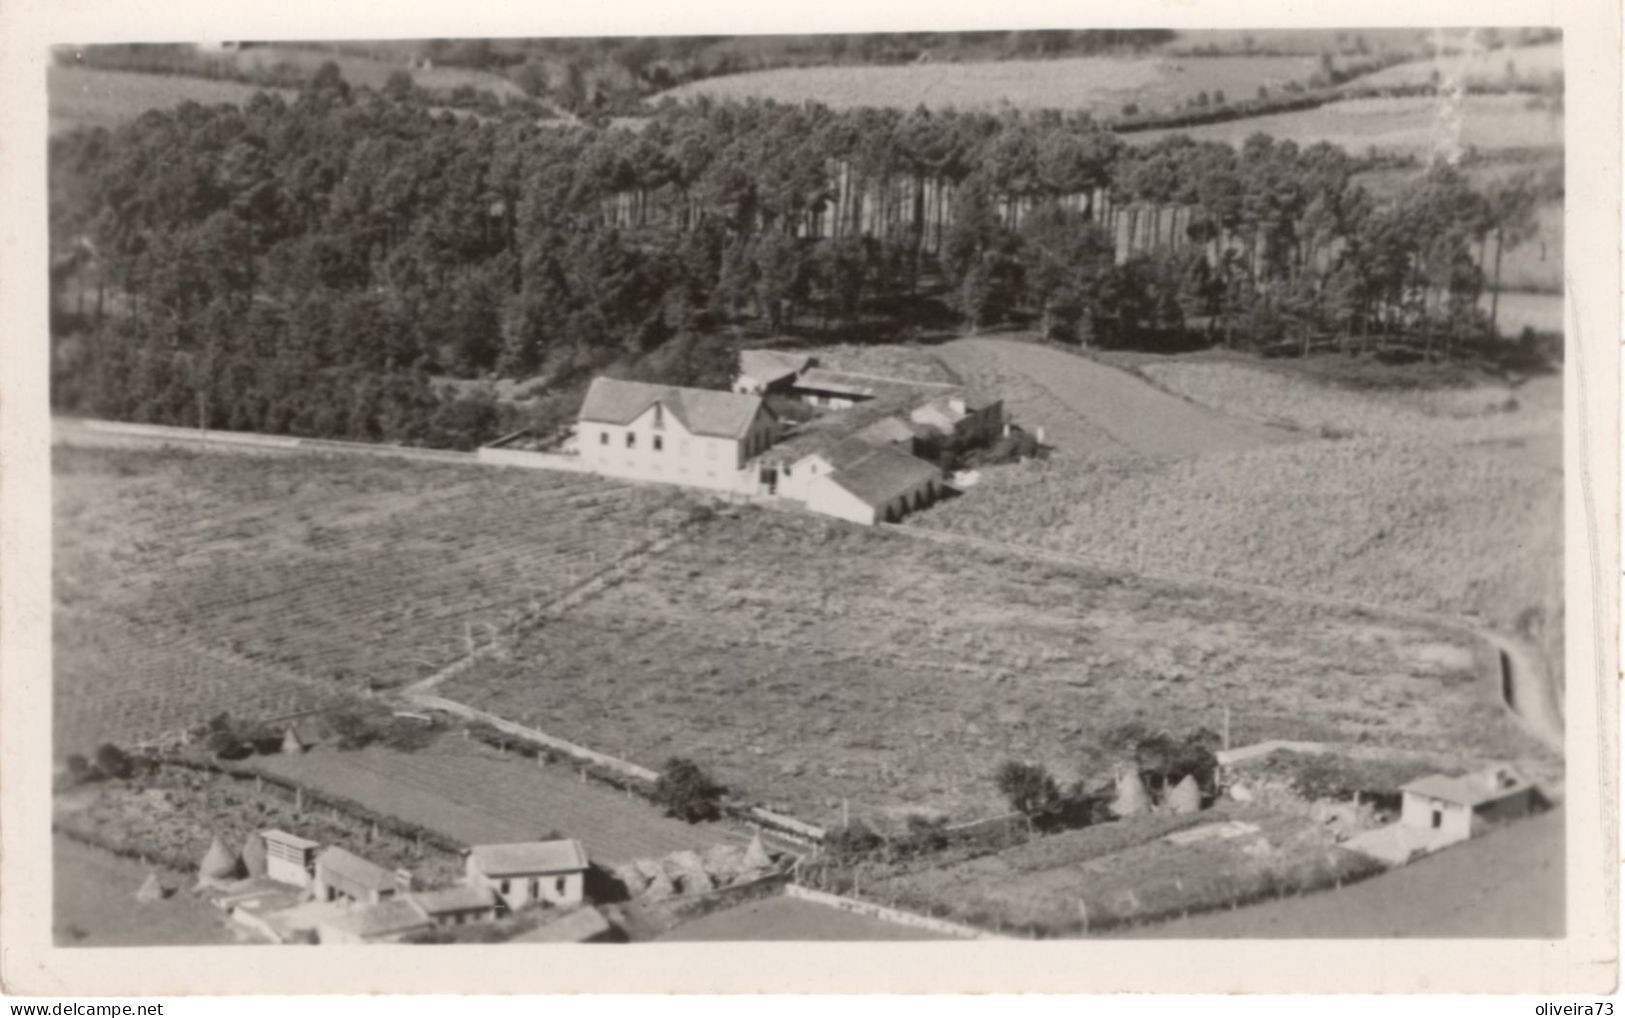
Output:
[475, 446, 589, 472]
[783, 883, 1000, 940]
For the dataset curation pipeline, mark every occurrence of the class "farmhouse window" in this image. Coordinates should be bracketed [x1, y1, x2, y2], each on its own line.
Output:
[1431, 809, 1443, 829]
[600, 432, 609, 445]
[556, 877, 566, 896]
[530, 878, 542, 898]
[499, 879, 511, 896]
[652, 404, 664, 429]
[654, 435, 664, 452]
[626, 433, 636, 449]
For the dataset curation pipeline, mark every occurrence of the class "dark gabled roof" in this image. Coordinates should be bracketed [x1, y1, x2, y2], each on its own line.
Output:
[579, 377, 769, 440]
[854, 416, 920, 447]
[315, 846, 402, 892]
[468, 840, 589, 876]
[825, 445, 942, 508]
[738, 349, 814, 386]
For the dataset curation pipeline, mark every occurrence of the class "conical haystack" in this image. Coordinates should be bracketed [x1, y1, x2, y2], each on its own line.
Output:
[135, 872, 165, 903]
[742, 832, 773, 872]
[1166, 774, 1202, 815]
[642, 868, 676, 901]
[1111, 768, 1151, 818]
[198, 835, 243, 883]
[241, 833, 269, 878]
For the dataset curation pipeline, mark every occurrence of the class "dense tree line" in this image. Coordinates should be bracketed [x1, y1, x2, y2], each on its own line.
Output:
[49, 71, 1549, 448]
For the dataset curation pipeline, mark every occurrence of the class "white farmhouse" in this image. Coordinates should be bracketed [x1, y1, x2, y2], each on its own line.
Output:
[466, 840, 589, 912]
[578, 377, 777, 495]
[779, 436, 943, 525]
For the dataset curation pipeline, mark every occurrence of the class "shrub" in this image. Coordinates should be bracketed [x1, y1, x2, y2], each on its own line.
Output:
[653, 757, 725, 822]
[995, 760, 1063, 820]
[93, 742, 134, 780]
[823, 820, 884, 859]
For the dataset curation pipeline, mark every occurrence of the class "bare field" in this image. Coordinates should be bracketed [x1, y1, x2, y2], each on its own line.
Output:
[54, 445, 695, 750]
[1349, 41, 1563, 91]
[253, 739, 736, 865]
[657, 54, 1318, 114]
[441, 509, 1542, 828]
[49, 65, 291, 135]
[1128, 93, 1564, 157]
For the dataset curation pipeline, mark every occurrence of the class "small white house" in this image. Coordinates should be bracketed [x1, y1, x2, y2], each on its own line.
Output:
[1399, 766, 1539, 846]
[260, 829, 320, 889]
[466, 840, 589, 912]
[578, 377, 777, 495]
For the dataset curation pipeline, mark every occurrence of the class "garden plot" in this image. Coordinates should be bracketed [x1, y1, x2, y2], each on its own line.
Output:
[253, 739, 736, 866]
[441, 510, 1545, 829]
[54, 445, 697, 747]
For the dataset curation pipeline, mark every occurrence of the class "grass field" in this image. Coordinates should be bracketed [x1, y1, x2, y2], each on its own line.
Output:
[54, 445, 696, 751]
[54, 835, 244, 947]
[657, 54, 1319, 115]
[1349, 40, 1563, 91]
[659, 893, 949, 941]
[917, 339, 1563, 686]
[222, 45, 526, 100]
[1128, 93, 1564, 157]
[441, 507, 1543, 828]
[252, 738, 736, 866]
[49, 65, 291, 135]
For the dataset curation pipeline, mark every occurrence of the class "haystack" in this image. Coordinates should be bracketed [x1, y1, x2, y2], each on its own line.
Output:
[1166, 774, 1202, 815]
[1110, 768, 1151, 818]
[641, 868, 676, 901]
[134, 872, 166, 904]
[700, 844, 746, 886]
[197, 835, 243, 884]
[664, 851, 713, 894]
[741, 832, 773, 872]
[614, 862, 651, 897]
[240, 832, 269, 878]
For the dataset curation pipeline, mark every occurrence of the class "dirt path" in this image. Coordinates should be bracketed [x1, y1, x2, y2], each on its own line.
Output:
[936, 337, 1298, 458]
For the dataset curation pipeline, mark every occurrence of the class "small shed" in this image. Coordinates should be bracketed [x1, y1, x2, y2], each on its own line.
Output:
[316, 898, 434, 945]
[261, 829, 320, 889]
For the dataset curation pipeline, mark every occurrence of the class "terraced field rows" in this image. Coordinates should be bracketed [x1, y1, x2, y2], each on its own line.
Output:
[53, 446, 700, 751]
[255, 741, 736, 865]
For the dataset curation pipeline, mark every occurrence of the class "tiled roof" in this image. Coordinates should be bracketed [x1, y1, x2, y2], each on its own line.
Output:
[315, 846, 402, 892]
[410, 885, 497, 914]
[825, 444, 942, 508]
[738, 349, 814, 386]
[509, 907, 615, 943]
[321, 898, 432, 939]
[579, 377, 768, 440]
[468, 840, 589, 877]
[1402, 768, 1531, 807]
[792, 368, 880, 398]
[855, 416, 920, 447]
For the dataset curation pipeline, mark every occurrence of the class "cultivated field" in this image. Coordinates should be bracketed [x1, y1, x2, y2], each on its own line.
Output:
[49, 65, 291, 135]
[253, 739, 737, 865]
[223, 45, 527, 100]
[1128, 93, 1564, 157]
[657, 54, 1319, 115]
[54, 444, 696, 751]
[441, 508, 1545, 828]
[867, 807, 1380, 935]
[1119, 805, 1564, 938]
[917, 341, 1563, 685]
[933, 337, 1297, 459]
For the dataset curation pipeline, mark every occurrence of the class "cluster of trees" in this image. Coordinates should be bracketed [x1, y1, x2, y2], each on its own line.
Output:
[50, 74, 1549, 448]
[995, 724, 1222, 830]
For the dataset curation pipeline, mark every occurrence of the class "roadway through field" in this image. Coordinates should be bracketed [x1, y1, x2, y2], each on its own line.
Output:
[936, 337, 1299, 458]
